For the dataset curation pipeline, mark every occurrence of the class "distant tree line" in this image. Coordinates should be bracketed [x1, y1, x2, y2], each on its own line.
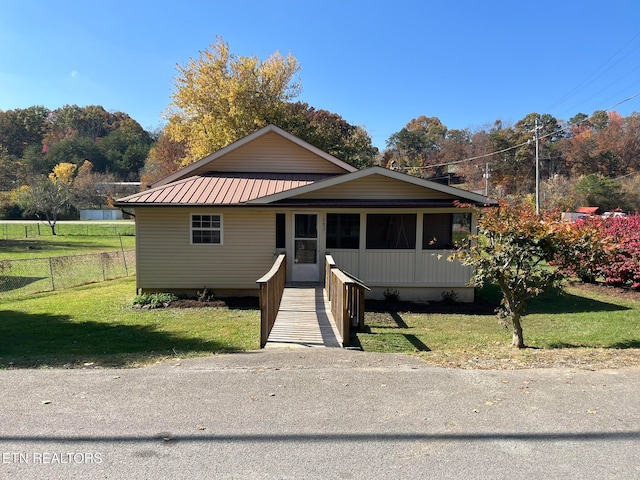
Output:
[384, 111, 640, 212]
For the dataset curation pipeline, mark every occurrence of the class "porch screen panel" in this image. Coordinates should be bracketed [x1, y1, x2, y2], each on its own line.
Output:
[422, 213, 471, 249]
[366, 214, 416, 249]
[327, 213, 360, 249]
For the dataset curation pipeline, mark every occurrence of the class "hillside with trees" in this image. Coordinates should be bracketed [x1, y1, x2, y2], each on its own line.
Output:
[384, 111, 640, 213]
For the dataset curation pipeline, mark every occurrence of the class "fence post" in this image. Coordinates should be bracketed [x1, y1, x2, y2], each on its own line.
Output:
[119, 235, 129, 276]
[49, 257, 55, 291]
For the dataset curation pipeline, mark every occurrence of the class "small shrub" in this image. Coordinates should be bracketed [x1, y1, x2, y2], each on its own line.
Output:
[197, 287, 215, 303]
[441, 290, 458, 304]
[383, 289, 400, 303]
[132, 292, 178, 309]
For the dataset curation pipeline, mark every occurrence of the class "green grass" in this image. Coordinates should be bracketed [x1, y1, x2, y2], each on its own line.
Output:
[2, 272, 638, 370]
[0, 232, 135, 260]
[355, 284, 640, 367]
[0, 221, 135, 239]
[0, 276, 260, 368]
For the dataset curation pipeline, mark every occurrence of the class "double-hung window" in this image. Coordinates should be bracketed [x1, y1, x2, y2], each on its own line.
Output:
[191, 214, 222, 244]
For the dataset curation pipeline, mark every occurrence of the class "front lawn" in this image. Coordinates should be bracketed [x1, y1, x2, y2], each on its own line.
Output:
[2, 276, 638, 369]
[355, 284, 640, 369]
[0, 276, 259, 368]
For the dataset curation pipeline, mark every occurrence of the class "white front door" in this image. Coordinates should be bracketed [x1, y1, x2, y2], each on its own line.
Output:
[292, 213, 319, 282]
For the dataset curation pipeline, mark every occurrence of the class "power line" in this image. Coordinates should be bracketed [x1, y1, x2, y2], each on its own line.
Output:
[400, 91, 640, 172]
[545, 32, 640, 114]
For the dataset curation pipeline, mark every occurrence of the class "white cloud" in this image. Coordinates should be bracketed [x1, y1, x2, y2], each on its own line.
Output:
[70, 70, 78, 79]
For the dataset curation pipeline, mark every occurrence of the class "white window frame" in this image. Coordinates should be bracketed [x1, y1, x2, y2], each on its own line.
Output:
[190, 213, 223, 245]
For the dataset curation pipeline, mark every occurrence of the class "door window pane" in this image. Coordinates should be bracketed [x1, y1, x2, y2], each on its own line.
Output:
[295, 214, 317, 238]
[295, 240, 317, 264]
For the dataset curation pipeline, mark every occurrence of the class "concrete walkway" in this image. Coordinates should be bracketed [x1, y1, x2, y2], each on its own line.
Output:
[265, 286, 341, 348]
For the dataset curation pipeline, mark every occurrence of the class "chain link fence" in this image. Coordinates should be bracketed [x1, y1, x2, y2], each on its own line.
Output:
[0, 222, 135, 239]
[0, 250, 135, 297]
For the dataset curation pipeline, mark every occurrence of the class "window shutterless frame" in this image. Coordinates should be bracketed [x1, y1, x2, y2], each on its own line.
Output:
[190, 213, 223, 245]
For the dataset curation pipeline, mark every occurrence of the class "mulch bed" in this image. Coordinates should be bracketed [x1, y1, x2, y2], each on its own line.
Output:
[167, 297, 259, 309]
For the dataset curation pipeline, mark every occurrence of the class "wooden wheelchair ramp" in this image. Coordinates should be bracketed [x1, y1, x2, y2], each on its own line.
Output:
[264, 286, 342, 348]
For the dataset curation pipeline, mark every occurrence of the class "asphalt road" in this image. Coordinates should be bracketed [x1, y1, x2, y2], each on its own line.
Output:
[0, 349, 638, 479]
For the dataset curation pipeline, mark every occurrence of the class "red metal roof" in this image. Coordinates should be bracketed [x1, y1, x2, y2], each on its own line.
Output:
[116, 172, 335, 206]
[575, 206, 601, 214]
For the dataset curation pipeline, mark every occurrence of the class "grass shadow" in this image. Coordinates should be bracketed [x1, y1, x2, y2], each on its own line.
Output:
[0, 276, 48, 292]
[0, 239, 108, 253]
[403, 334, 431, 352]
[548, 340, 640, 349]
[477, 284, 630, 315]
[0, 310, 240, 368]
[525, 288, 630, 315]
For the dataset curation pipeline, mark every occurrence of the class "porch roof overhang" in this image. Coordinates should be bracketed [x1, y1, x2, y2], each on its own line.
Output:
[268, 198, 489, 208]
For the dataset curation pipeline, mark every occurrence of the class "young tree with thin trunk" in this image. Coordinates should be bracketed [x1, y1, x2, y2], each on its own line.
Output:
[453, 201, 568, 348]
[19, 176, 71, 235]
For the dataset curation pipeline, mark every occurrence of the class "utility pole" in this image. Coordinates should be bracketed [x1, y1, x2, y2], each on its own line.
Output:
[484, 162, 490, 196]
[535, 118, 540, 215]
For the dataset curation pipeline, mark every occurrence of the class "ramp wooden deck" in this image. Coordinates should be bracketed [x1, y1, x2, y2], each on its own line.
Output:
[264, 286, 342, 348]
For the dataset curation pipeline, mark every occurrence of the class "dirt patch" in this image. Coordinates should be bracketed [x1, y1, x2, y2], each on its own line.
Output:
[366, 297, 497, 315]
[418, 347, 640, 370]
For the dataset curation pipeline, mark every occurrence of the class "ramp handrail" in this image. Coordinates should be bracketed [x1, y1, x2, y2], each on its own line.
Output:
[256, 254, 286, 347]
[324, 255, 366, 347]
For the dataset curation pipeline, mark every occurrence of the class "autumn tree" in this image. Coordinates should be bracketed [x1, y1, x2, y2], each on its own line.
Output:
[140, 133, 186, 187]
[488, 113, 563, 196]
[20, 176, 71, 235]
[165, 36, 302, 164]
[454, 201, 569, 348]
[72, 161, 116, 208]
[386, 116, 447, 176]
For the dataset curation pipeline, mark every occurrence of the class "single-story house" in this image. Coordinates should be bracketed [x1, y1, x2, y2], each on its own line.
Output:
[115, 125, 496, 302]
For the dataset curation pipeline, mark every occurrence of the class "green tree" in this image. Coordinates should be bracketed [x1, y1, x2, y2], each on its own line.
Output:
[0, 106, 49, 157]
[20, 176, 71, 235]
[453, 201, 568, 348]
[386, 116, 447, 175]
[46, 137, 108, 173]
[272, 102, 377, 168]
[572, 174, 623, 211]
[165, 36, 302, 164]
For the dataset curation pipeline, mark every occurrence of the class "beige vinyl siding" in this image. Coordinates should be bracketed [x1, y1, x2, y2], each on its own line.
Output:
[188, 132, 348, 175]
[135, 207, 275, 291]
[418, 251, 473, 284]
[134, 206, 475, 295]
[296, 174, 457, 200]
[330, 250, 470, 286]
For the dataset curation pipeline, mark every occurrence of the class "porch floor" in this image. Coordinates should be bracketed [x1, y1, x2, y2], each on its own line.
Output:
[264, 286, 342, 348]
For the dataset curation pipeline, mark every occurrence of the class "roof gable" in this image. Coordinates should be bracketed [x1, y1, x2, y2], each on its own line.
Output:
[153, 125, 356, 187]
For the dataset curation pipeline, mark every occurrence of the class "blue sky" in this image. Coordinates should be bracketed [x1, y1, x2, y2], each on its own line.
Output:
[1, 0, 640, 150]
